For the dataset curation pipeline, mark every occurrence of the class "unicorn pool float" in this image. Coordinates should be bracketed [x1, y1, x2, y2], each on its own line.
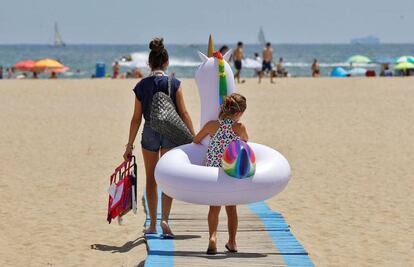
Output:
[155, 36, 291, 205]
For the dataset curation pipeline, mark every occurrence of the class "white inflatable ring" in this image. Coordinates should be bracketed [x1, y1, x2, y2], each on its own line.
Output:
[155, 142, 291, 205]
[154, 36, 291, 205]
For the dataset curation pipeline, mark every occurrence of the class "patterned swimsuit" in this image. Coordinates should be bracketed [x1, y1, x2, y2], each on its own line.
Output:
[205, 119, 240, 167]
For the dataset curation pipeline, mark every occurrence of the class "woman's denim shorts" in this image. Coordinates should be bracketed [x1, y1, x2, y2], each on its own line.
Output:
[141, 123, 178, 152]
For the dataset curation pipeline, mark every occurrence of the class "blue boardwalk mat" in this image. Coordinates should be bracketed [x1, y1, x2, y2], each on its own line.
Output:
[143, 191, 313, 267]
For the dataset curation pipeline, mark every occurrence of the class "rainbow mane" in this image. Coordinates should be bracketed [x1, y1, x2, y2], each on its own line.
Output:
[213, 52, 228, 105]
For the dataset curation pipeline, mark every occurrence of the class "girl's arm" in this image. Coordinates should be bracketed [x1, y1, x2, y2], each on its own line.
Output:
[123, 98, 142, 160]
[234, 123, 249, 142]
[175, 87, 196, 136]
[193, 121, 217, 144]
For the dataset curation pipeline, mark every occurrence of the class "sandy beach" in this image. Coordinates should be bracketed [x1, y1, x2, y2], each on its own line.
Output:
[0, 78, 413, 267]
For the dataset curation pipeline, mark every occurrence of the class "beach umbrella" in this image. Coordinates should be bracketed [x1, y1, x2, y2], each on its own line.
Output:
[45, 66, 70, 74]
[33, 58, 65, 71]
[347, 55, 371, 64]
[348, 68, 367, 76]
[396, 56, 414, 64]
[331, 67, 349, 77]
[394, 62, 414, 70]
[13, 60, 36, 71]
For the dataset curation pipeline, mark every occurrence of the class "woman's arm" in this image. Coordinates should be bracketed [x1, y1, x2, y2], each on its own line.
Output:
[193, 121, 217, 144]
[234, 123, 249, 142]
[175, 87, 196, 136]
[123, 98, 142, 160]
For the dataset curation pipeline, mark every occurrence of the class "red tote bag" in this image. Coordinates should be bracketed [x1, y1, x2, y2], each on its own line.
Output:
[107, 156, 137, 224]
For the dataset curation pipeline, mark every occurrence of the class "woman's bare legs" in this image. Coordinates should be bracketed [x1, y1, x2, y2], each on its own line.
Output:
[142, 148, 159, 233]
[208, 206, 221, 251]
[225, 205, 238, 251]
[160, 148, 174, 236]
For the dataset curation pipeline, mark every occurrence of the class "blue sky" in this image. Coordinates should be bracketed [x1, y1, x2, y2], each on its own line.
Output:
[0, 0, 413, 44]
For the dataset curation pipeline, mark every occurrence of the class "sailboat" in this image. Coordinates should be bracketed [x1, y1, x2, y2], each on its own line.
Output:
[258, 26, 266, 47]
[53, 22, 66, 47]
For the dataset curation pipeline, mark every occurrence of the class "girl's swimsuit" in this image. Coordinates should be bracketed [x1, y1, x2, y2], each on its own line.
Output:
[205, 119, 240, 167]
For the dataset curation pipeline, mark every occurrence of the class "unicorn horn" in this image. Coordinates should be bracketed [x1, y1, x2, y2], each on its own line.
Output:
[208, 34, 215, 57]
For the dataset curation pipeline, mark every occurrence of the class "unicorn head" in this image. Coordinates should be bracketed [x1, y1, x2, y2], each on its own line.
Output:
[195, 35, 236, 144]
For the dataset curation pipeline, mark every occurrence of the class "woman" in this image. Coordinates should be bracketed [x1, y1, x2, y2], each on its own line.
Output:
[123, 38, 195, 236]
[311, 58, 320, 77]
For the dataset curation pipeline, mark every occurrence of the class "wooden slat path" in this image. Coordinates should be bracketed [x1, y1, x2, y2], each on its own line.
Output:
[143, 192, 313, 267]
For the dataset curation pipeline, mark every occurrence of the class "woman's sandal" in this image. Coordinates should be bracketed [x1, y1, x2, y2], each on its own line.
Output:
[143, 228, 157, 235]
[161, 233, 175, 239]
[161, 221, 175, 239]
[225, 244, 238, 253]
[206, 247, 217, 255]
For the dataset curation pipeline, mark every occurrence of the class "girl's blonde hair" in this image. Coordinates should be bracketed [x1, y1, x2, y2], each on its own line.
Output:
[219, 93, 247, 120]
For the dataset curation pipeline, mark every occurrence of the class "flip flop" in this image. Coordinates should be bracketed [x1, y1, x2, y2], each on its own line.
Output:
[143, 229, 158, 235]
[161, 233, 175, 239]
[206, 247, 217, 255]
[160, 222, 174, 239]
[225, 244, 238, 253]
[144, 231, 157, 235]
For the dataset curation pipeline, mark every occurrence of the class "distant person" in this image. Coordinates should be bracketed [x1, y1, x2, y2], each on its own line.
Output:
[121, 72, 129, 79]
[32, 72, 38, 79]
[0, 66, 3, 79]
[219, 45, 229, 55]
[7, 67, 14, 79]
[380, 64, 393, 77]
[113, 61, 120, 79]
[311, 59, 320, 77]
[133, 68, 144, 79]
[254, 52, 261, 62]
[233, 42, 245, 84]
[50, 71, 57, 79]
[259, 42, 274, 83]
[276, 57, 287, 77]
[254, 53, 262, 76]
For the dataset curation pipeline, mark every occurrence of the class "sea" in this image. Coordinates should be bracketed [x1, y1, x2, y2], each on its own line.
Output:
[0, 44, 413, 78]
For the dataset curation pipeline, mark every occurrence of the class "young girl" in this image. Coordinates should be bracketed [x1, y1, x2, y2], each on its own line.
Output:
[194, 93, 248, 255]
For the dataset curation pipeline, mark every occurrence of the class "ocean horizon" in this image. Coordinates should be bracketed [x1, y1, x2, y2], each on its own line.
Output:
[1, 44, 413, 78]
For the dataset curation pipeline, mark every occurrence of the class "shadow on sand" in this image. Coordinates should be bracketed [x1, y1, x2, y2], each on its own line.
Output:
[91, 237, 146, 253]
[148, 249, 269, 260]
[145, 234, 201, 241]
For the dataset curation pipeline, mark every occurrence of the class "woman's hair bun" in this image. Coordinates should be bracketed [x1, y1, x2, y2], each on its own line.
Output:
[149, 38, 164, 52]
